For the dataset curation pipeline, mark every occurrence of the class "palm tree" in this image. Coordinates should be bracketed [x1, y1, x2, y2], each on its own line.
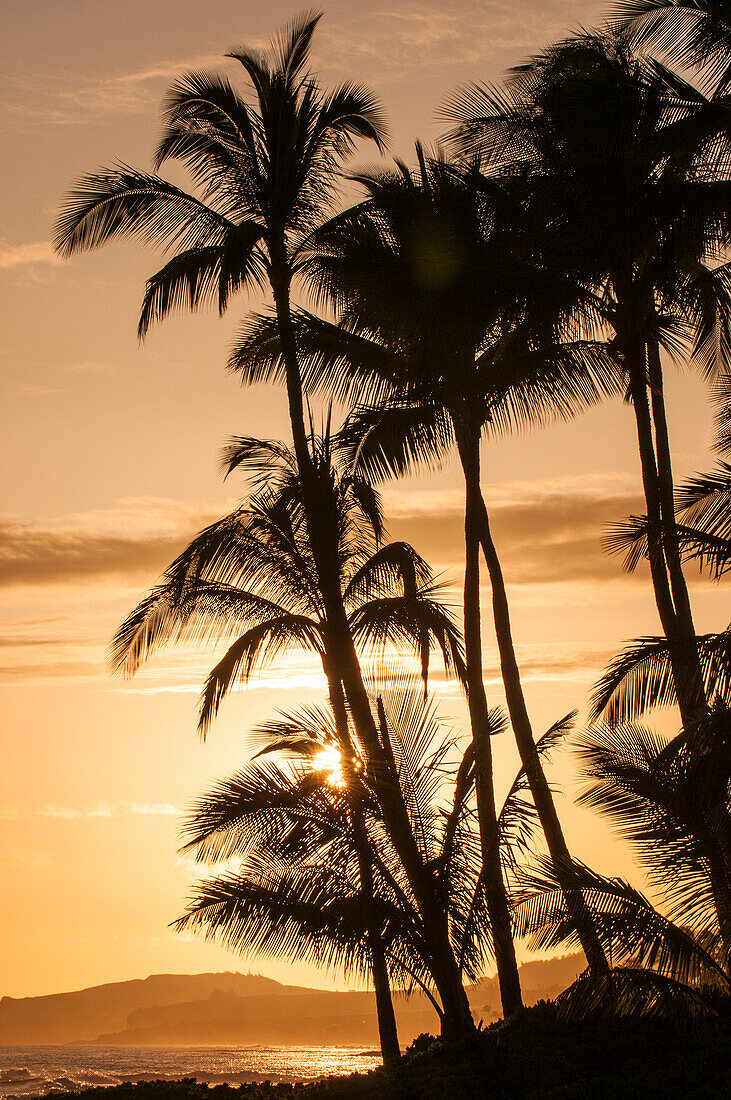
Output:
[616, 0, 731, 92]
[175, 681, 492, 1047]
[176, 713, 403, 1062]
[593, 460, 731, 725]
[229, 150, 620, 991]
[53, 25, 474, 1032]
[512, 704, 731, 1015]
[113, 432, 475, 1036]
[445, 30, 731, 735]
[54, 12, 385, 505]
[112, 434, 463, 736]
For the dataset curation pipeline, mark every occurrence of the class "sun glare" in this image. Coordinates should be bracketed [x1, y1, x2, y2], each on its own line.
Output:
[312, 746, 346, 788]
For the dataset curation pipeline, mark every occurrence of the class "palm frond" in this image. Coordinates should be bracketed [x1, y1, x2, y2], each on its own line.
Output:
[138, 223, 264, 338]
[497, 712, 576, 874]
[54, 167, 234, 258]
[591, 631, 731, 723]
[198, 616, 323, 736]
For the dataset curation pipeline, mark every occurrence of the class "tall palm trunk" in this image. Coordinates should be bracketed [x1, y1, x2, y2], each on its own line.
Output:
[646, 337, 707, 723]
[457, 432, 523, 1017]
[461, 435, 609, 974]
[623, 327, 705, 731]
[325, 667, 401, 1064]
[270, 260, 474, 1039]
[351, 799, 401, 1064]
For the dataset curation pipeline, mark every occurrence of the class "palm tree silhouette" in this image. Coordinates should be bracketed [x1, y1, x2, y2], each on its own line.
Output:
[175, 681, 492, 1048]
[113, 432, 474, 1035]
[616, 0, 731, 92]
[591, 458, 731, 724]
[513, 703, 731, 1014]
[229, 150, 619, 991]
[176, 711, 403, 1062]
[54, 17, 475, 1034]
[112, 434, 463, 736]
[445, 32, 731, 734]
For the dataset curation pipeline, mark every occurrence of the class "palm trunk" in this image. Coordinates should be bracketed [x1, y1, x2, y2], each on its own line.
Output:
[465, 446, 608, 974]
[457, 433, 523, 1018]
[325, 666, 401, 1064]
[707, 847, 731, 952]
[646, 338, 707, 724]
[370, 933, 402, 1064]
[619, 312, 700, 731]
[270, 260, 473, 1039]
[611, 288, 703, 734]
[351, 809, 401, 1065]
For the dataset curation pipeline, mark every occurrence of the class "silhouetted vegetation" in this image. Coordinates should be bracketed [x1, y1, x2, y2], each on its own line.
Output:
[53, 0, 731, 1083]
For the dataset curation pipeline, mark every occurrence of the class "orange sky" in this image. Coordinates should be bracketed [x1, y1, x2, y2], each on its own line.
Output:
[3, 0, 729, 1000]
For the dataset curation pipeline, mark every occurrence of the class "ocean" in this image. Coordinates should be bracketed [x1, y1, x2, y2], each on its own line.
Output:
[0, 1045, 382, 1096]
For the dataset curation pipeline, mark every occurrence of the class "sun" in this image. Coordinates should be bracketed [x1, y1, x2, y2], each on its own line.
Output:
[312, 746, 346, 788]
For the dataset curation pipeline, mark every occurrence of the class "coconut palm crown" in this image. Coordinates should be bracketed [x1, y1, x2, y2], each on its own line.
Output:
[53, 12, 387, 338]
[445, 30, 731, 737]
[111, 432, 465, 741]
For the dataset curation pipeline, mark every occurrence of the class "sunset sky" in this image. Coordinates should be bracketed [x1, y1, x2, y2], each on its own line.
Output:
[3, 0, 729, 1000]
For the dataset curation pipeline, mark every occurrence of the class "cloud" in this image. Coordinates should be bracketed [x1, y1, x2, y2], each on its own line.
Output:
[0, 524, 186, 586]
[0, 477, 692, 692]
[4, 52, 225, 125]
[317, 0, 605, 76]
[0, 498, 229, 588]
[2, 0, 606, 132]
[37, 804, 116, 820]
[0, 478, 679, 595]
[123, 801, 180, 816]
[115, 672, 329, 695]
[386, 480, 650, 585]
[0, 240, 61, 269]
[0, 802, 181, 821]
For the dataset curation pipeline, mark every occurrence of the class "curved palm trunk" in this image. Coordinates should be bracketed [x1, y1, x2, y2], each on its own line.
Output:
[325, 667, 401, 1064]
[457, 434, 523, 1017]
[460, 437, 608, 974]
[646, 338, 707, 724]
[618, 306, 705, 731]
[270, 261, 474, 1039]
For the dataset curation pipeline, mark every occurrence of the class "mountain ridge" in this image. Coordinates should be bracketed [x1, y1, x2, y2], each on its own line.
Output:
[0, 956, 586, 1047]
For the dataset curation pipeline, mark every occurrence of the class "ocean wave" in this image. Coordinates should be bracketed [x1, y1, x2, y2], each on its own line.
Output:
[0, 1045, 382, 1098]
[0, 1071, 44, 1086]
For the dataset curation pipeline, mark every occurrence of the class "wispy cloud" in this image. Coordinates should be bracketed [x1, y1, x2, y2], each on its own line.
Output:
[0, 240, 61, 269]
[317, 0, 604, 77]
[0, 479, 645, 590]
[4, 52, 226, 126]
[0, 475, 697, 692]
[2, 2, 605, 131]
[114, 672, 329, 696]
[0, 802, 180, 821]
[0, 497, 231, 588]
[385, 475, 649, 584]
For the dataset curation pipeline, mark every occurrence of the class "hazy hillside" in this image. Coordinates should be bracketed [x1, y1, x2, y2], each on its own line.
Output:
[94, 988, 438, 1048]
[0, 973, 314, 1044]
[0, 956, 586, 1047]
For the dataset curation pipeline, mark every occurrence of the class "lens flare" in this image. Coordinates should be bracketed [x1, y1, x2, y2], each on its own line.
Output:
[312, 746, 346, 788]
